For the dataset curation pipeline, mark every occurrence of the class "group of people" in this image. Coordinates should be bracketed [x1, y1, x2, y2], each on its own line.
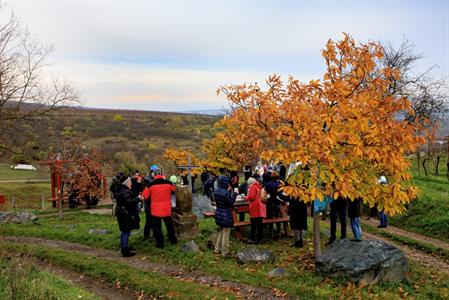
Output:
[110, 161, 387, 258]
[212, 164, 308, 258]
[213, 162, 388, 257]
[110, 165, 178, 257]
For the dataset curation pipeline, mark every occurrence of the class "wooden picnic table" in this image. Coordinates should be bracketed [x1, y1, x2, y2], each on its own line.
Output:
[203, 201, 292, 241]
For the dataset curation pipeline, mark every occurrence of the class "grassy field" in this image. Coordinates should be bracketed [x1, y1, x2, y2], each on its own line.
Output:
[0, 163, 49, 181]
[0, 254, 99, 300]
[1, 211, 448, 299]
[389, 156, 449, 243]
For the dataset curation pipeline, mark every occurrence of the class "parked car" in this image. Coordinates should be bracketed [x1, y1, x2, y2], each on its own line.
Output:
[10, 164, 37, 171]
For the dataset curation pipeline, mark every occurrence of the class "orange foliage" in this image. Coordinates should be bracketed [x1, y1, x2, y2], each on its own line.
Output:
[163, 148, 204, 175]
[213, 34, 426, 216]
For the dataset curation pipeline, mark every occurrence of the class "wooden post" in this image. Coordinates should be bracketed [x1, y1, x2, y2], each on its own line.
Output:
[41, 195, 45, 210]
[187, 155, 192, 193]
[313, 212, 321, 257]
[12, 197, 16, 210]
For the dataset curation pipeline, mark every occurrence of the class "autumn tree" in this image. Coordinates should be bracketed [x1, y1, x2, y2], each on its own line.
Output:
[213, 34, 426, 255]
[163, 148, 204, 176]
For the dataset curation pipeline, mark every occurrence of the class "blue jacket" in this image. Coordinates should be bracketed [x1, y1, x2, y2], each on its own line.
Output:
[214, 176, 235, 228]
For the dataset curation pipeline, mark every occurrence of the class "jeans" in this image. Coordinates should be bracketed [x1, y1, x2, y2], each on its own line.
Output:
[120, 231, 131, 248]
[215, 227, 231, 256]
[330, 198, 347, 240]
[144, 202, 152, 239]
[152, 216, 177, 248]
[250, 217, 263, 242]
[380, 211, 388, 227]
[350, 217, 362, 240]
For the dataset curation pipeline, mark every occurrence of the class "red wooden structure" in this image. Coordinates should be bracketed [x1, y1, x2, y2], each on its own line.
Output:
[40, 156, 107, 208]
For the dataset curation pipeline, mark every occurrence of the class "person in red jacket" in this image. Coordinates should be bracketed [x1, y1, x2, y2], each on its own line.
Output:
[245, 177, 266, 244]
[142, 169, 177, 248]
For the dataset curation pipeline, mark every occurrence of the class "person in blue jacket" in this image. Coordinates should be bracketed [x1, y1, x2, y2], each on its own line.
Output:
[214, 175, 236, 258]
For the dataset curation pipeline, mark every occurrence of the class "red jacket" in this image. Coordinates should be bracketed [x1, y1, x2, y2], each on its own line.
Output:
[142, 175, 176, 217]
[246, 181, 266, 218]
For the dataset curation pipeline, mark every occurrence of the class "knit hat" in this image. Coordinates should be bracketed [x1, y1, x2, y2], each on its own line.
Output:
[120, 176, 131, 186]
[247, 177, 257, 186]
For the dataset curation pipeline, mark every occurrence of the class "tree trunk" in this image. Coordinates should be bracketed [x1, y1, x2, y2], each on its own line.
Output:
[313, 213, 321, 257]
[435, 156, 440, 176]
[422, 159, 428, 176]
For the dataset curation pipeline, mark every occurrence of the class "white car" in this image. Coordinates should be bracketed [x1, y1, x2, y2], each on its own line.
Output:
[10, 164, 37, 171]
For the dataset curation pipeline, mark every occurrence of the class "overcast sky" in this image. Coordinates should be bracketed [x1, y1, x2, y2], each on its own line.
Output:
[3, 0, 449, 112]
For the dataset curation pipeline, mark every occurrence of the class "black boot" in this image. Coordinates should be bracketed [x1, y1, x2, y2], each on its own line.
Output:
[121, 247, 136, 257]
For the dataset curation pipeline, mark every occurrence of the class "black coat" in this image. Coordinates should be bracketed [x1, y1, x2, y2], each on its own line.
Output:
[348, 198, 362, 219]
[265, 179, 281, 206]
[288, 199, 308, 230]
[214, 176, 235, 228]
[115, 184, 140, 232]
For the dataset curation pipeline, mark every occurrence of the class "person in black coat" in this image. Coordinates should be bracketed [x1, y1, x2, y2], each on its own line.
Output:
[115, 175, 142, 257]
[278, 181, 308, 247]
[214, 175, 236, 257]
[264, 172, 282, 239]
[328, 196, 347, 245]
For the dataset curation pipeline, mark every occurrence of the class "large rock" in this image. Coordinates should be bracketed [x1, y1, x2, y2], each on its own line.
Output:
[315, 239, 407, 286]
[236, 246, 276, 264]
[267, 268, 289, 278]
[0, 212, 37, 224]
[181, 240, 201, 253]
[192, 194, 215, 219]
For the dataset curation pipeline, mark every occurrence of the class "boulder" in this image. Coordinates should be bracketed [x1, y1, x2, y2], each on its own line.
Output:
[192, 195, 215, 219]
[0, 212, 37, 224]
[315, 239, 407, 286]
[181, 240, 201, 253]
[236, 246, 276, 264]
[267, 268, 289, 278]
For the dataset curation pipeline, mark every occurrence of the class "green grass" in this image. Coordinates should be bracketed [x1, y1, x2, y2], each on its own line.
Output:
[0, 255, 100, 300]
[389, 156, 449, 243]
[0, 241, 235, 300]
[0, 163, 50, 181]
[1, 211, 448, 299]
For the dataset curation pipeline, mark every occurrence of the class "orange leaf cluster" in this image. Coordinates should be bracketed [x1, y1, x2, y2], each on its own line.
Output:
[211, 34, 426, 215]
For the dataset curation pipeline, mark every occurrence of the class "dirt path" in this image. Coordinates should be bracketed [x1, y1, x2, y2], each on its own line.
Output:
[0, 236, 289, 300]
[362, 218, 449, 252]
[32, 258, 145, 300]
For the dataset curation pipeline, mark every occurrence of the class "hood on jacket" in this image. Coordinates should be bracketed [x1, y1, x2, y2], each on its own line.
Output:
[217, 175, 230, 189]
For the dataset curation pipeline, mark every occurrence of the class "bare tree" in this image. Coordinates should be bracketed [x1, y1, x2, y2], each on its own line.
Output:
[0, 5, 79, 129]
[380, 39, 448, 124]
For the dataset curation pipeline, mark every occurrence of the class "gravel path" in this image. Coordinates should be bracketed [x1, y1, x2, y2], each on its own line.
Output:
[362, 218, 449, 252]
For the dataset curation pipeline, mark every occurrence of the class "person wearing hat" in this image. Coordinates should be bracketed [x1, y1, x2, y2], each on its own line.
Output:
[245, 176, 266, 244]
[142, 169, 177, 248]
[214, 175, 236, 258]
[115, 175, 142, 257]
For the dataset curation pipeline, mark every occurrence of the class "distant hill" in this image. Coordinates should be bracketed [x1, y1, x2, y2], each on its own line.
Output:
[1, 107, 222, 175]
[180, 108, 226, 116]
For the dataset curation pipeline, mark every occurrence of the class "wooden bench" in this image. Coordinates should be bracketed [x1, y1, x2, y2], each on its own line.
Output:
[203, 211, 216, 218]
[233, 216, 290, 241]
[204, 204, 292, 241]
